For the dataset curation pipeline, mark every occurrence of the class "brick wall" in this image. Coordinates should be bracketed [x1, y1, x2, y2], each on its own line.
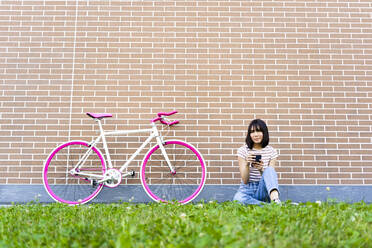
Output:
[1, 0, 371, 186]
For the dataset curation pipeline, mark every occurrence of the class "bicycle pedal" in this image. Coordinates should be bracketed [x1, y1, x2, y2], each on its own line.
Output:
[91, 179, 98, 187]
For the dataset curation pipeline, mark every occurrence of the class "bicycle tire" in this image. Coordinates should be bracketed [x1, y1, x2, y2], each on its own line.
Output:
[43, 141, 106, 205]
[140, 140, 207, 204]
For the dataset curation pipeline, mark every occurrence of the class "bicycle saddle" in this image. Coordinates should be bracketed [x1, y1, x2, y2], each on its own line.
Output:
[86, 112, 113, 119]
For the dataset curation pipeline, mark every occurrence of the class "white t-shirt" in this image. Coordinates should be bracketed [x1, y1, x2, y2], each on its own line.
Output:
[237, 145, 278, 182]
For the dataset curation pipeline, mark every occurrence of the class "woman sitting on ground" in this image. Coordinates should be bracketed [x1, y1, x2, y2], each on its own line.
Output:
[233, 119, 281, 205]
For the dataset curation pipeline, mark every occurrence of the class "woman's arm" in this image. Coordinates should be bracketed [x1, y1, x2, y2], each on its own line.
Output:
[268, 147, 278, 168]
[269, 159, 277, 168]
[238, 156, 250, 184]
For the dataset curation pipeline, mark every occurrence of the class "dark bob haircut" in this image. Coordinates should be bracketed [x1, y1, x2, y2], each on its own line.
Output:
[245, 119, 269, 149]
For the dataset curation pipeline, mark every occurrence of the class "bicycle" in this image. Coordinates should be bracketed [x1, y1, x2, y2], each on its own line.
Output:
[42, 111, 207, 205]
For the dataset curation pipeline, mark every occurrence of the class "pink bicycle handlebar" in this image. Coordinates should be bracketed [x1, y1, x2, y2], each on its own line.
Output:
[151, 111, 179, 126]
[157, 110, 178, 117]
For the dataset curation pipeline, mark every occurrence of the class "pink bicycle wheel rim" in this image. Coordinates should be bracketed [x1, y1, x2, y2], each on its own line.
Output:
[43, 141, 106, 204]
[141, 140, 206, 204]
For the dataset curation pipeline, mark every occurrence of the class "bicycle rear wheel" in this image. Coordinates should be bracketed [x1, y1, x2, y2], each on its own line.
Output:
[140, 140, 207, 204]
[43, 141, 106, 205]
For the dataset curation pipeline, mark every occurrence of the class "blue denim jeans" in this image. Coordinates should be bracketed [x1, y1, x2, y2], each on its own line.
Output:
[233, 167, 280, 205]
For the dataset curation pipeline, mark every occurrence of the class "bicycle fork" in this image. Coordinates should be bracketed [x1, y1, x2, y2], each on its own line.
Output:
[157, 137, 176, 175]
[152, 120, 176, 174]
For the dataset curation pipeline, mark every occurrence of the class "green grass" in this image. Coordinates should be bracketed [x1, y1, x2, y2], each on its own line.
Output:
[0, 201, 371, 248]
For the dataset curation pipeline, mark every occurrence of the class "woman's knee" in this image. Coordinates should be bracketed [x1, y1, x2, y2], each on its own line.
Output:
[263, 166, 277, 176]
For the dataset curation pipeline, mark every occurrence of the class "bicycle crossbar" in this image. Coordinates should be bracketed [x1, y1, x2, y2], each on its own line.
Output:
[104, 128, 153, 136]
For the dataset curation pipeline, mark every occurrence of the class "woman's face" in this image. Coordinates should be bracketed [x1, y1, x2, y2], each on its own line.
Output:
[250, 129, 263, 144]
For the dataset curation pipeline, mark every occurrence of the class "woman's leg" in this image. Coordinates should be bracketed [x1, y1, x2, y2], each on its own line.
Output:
[233, 182, 267, 206]
[254, 167, 280, 202]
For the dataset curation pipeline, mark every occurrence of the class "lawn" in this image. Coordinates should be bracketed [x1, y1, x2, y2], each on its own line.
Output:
[0, 201, 370, 248]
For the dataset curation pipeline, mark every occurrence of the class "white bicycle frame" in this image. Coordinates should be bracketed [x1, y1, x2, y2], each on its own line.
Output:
[71, 118, 174, 183]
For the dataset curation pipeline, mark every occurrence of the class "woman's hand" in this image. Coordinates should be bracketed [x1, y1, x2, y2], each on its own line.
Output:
[252, 160, 264, 173]
[246, 154, 262, 166]
[246, 154, 264, 173]
[246, 154, 256, 164]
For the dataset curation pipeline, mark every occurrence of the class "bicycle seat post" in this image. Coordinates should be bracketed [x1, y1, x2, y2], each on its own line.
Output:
[95, 118, 113, 169]
[95, 118, 105, 135]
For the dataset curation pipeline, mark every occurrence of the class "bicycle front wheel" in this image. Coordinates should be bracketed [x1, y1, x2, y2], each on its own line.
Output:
[43, 141, 106, 205]
[140, 140, 207, 204]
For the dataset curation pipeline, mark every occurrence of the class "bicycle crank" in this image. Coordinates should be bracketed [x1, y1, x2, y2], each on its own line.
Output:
[103, 168, 122, 188]
[123, 170, 135, 177]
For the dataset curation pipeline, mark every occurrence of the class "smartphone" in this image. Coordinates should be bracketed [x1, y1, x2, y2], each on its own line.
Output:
[255, 154, 262, 162]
